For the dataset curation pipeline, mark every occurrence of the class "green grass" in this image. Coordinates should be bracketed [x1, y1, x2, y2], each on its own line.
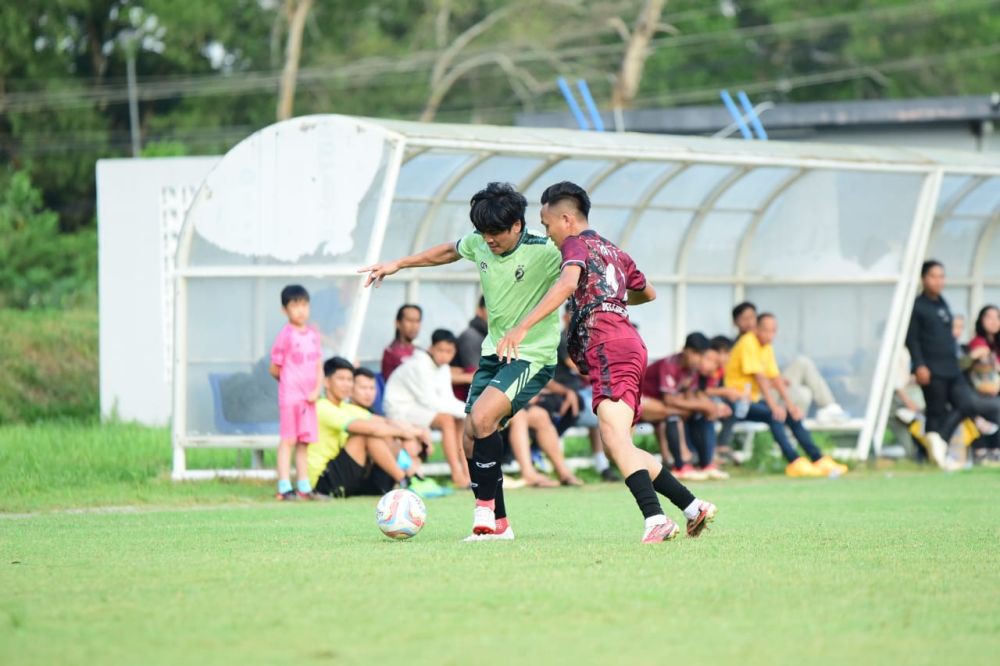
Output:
[0, 308, 98, 424]
[2, 469, 998, 665]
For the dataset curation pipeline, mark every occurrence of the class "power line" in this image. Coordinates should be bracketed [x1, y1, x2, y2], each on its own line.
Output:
[2, 0, 993, 112]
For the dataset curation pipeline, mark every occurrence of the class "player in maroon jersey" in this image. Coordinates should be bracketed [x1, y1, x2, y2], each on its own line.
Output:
[496, 181, 717, 543]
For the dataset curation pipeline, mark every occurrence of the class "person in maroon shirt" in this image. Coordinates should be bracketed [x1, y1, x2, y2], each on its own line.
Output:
[496, 181, 717, 544]
[381, 304, 422, 379]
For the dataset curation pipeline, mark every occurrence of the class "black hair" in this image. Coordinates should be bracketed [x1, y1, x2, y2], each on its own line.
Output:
[921, 260, 943, 278]
[683, 332, 710, 353]
[353, 366, 376, 380]
[709, 335, 733, 352]
[731, 301, 757, 323]
[430, 329, 457, 346]
[974, 305, 1000, 352]
[323, 356, 354, 377]
[469, 182, 526, 235]
[478, 295, 486, 309]
[758, 312, 776, 325]
[281, 284, 309, 307]
[540, 181, 591, 218]
[394, 304, 422, 342]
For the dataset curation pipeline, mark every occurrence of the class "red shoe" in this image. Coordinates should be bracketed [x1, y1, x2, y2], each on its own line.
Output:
[686, 501, 718, 538]
[675, 464, 708, 481]
[472, 503, 496, 535]
[296, 491, 315, 501]
[275, 490, 297, 501]
[641, 518, 680, 543]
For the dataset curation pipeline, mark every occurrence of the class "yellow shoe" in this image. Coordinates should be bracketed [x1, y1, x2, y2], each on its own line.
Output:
[785, 457, 822, 477]
[812, 455, 848, 477]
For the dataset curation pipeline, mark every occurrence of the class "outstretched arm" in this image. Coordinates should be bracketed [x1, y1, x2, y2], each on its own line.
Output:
[496, 265, 581, 362]
[627, 283, 656, 305]
[358, 242, 460, 288]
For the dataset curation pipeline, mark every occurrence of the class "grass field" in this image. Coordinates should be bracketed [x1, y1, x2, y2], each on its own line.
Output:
[3, 457, 998, 665]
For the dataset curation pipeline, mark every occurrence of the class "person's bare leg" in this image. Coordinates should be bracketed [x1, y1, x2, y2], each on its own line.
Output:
[526, 405, 581, 485]
[596, 400, 647, 477]
[452, 419, 470, 483]
[432, 413, 468, 487]
[277, 439, 293, 486]
[507, 409, 558, 486]
[294, 442, 310, 488]
[362, 436, 406, 483]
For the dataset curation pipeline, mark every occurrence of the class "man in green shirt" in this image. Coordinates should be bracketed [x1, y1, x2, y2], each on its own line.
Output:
[360, 182, 561, 541]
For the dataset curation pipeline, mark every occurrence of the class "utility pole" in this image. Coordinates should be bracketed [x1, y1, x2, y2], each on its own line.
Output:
[122, 30, 142, 157]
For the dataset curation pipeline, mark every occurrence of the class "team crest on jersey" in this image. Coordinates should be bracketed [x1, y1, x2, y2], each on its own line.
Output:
[514, 264, 525, 282]
[480, 261, 488, 272]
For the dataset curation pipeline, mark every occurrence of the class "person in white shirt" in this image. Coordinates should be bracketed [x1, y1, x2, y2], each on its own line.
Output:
[384, 329, 470, 488]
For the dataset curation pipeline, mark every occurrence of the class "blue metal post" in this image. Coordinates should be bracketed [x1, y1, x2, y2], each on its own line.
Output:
[737, 90, 769, 140]
[557, 77, 590, 130]
[576, 79, 605, 132]
[719, 89, 753, 140]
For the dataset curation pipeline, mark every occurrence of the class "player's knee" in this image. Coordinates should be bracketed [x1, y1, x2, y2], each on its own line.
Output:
[469, 408, 500, 438]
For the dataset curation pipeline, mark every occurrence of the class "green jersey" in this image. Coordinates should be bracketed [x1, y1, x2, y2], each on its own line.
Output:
[455, 229, 562, 365]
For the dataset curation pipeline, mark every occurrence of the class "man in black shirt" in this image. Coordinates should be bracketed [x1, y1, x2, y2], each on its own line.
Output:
[906, 260, 973, 467]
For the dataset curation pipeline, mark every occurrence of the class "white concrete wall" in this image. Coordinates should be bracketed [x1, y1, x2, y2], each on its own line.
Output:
[96, 156, 219, 425]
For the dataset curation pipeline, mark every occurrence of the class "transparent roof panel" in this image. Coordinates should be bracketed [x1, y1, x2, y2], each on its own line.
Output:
[447, 155, 547, 202]
[981, 227, 1000, 278]
[745, 170, 921, 278]
[395, 151, 474, 199]
[650, 164, 734, 209]
[686, 285, 735, 336]
[624, 210, 692, 273]
[524, 159, 613, 200]
[936, 175, 972, 212]
[418, 202, 478, 270]
[714, 167, 797, 211]
[927, 217, 988, 279]
[953, 177, 1000, 217]
[589, 206, 632, 245]
[382, 201, 427, 260]
[590, 161, 675, 206]
[686, 211, 753, 276]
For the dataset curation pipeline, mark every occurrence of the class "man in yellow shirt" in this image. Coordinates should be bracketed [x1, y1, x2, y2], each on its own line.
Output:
[725, 313, 847, 477]
[310, 357, 420, 498]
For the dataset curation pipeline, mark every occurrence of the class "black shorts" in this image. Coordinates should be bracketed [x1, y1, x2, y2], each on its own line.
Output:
[314, 450, 395, 498]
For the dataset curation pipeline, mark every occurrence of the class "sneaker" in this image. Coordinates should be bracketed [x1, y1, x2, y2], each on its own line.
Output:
[816, 403, 848, 424]
[686, 501, 718, 537]
[408, 477, 453, 499]
[472, 504, 496, 535]
[641, 518, 680, 543]
[275, 490, 297, 501]
[785, 457, 822, 478]
[296, 490, 314, 500]
[925, 432, 949, 468]
[675, 464, 708, 481]
[811, 455, 848, 477]
[600, 467, 622, 482]
[701, 464, 730, 480]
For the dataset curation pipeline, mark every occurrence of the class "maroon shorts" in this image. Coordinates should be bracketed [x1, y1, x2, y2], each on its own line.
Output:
[584, 336, 648, 426]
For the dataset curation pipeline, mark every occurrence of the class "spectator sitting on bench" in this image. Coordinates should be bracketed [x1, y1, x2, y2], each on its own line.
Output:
[641, 333, 731, 480]
[724, 313, 847, 478]
[384, 329, 470, 488]
[381, 304, 422, 380]
[348, 366, 448, 496]
[310, 357, 414, 498]
[731, 301, 847, 423]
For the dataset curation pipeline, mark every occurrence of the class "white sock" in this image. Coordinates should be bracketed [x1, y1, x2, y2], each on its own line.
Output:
[683, 499, 702, 521]
[592, 451, 610, 473]
[644, 514, 667, 530]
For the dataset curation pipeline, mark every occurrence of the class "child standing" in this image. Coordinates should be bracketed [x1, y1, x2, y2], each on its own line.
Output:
[270, 285, 323, 500]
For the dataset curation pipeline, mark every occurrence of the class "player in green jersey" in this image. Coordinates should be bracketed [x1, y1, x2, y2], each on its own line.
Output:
[360, 182, 561, 541]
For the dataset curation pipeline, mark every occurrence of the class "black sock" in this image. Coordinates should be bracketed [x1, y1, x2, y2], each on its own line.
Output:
[471, 432, 503, 502]
[666, 418, 684, 468]
[466, 458, 481, 500]
[652, 465, 696, 511]
[624, 470, 663, 519]
[494, 474, 507, 520]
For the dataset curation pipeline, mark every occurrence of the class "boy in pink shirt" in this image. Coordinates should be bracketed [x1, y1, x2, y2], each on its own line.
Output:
[270, 285, 323, 500]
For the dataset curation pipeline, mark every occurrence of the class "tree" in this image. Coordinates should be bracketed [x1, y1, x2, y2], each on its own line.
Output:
[276, 0, 314, 120]
[611, 0, 666, 109]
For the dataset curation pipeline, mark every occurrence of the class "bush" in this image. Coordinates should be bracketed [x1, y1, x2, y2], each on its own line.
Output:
[0, 308, 98, 424]
[0, 168, 97, 309]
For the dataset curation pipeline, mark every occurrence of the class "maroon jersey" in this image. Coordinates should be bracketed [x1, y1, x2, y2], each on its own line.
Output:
[641, 354, 700, 399]
[561, 230, 646, 372]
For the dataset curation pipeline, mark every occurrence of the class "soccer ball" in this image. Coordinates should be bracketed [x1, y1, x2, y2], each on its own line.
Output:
[375, 489, 426, 540]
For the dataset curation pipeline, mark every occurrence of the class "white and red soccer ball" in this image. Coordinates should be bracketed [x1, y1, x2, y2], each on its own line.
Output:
[375, 489, 426, 540]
